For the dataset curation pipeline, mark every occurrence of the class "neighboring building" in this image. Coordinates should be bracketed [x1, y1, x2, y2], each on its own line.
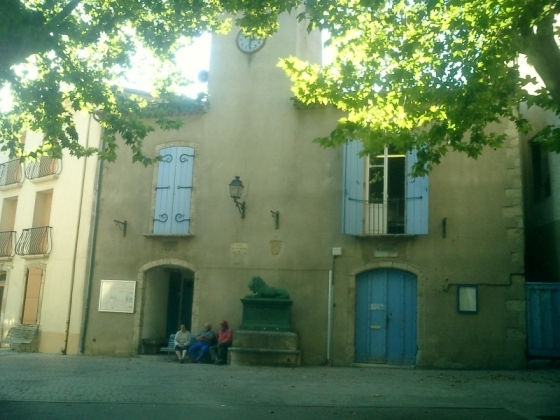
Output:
[520, 105, 560, 282]
[82, 13, 527, 369]
[0, 112, 101, 354]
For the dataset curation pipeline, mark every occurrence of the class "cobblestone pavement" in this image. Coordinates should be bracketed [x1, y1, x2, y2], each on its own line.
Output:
[0, 350, 559, 420]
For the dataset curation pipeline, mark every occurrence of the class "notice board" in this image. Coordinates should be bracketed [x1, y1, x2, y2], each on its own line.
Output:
[98, 280, 136, 313]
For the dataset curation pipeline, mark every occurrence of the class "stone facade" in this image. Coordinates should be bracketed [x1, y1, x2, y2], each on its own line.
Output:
[80, 15, 528, 368]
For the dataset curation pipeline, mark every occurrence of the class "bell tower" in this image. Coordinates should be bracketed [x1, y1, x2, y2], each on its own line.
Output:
[206, 12, 322, 109]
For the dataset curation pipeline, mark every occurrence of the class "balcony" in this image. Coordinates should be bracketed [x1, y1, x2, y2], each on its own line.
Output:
[364, 199, 406, 235]
[15, 227, 52, 256]
[0, 159, 24, 188]
[25, 156, 62, 181]
[0, 231, 16, 257]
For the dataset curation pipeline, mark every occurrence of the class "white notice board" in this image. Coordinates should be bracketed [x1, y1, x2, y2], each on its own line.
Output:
[98, 280, 136, 313]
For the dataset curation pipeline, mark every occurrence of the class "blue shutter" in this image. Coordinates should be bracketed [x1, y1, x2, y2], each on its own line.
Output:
[153, 148, 176, 234]
[406, 149, 429, 234]
[342, 140, 365, 235]
[171, 147, 194, 234]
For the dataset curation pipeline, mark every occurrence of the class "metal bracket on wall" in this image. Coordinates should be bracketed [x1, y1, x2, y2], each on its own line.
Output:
[114, 220, 127, 237]
[271, 210, 279, 229]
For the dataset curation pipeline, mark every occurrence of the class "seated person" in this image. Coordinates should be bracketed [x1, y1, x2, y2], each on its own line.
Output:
[209, 320, 233, 365]
[174, 323, 191, 364]
[188, 322, 216, 363]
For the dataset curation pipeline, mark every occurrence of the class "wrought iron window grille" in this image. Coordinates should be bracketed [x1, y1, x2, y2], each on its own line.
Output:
[0, 231, 16, 257]
[24, 157, 62, 180]
[0, 159, 24, 188]
[347, 197, 422, 235]
[15, 226, 53, 256]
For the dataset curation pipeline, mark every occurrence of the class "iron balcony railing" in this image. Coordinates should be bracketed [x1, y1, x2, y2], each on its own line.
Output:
[15, 226, 53, 256]
[0, 231, 16, 257]
[25, 156, 62, 180]
[364, 198, 406, 235]
[0, 159, 24, 188]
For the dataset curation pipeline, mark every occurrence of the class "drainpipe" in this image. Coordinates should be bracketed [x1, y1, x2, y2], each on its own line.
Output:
[62, 114, 92, 355]
[326, 247, 341, 366]
[78, 126, 104, 355]
[327, 269, 333, 365]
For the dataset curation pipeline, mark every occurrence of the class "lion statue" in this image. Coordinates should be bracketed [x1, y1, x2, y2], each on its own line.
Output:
[245, 276, 290, 299]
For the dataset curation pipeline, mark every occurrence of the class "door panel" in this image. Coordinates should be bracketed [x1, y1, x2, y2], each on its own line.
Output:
[355, 269, 417, 365]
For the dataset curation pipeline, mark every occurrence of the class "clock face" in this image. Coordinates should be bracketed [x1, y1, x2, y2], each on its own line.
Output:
[236, 31, 266, 54]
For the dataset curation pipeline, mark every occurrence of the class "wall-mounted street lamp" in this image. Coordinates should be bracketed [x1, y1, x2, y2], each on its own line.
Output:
[229, 176, 246, 218]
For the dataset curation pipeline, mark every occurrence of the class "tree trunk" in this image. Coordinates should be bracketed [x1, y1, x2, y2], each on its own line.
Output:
[520, 15, 560, 111]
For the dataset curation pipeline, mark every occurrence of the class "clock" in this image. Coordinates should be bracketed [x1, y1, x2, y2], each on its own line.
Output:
[236, 30, 266, 54]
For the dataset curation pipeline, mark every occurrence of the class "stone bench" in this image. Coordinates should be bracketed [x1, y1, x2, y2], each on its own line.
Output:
[0, 324, 39, 351]
[229, 330, 301, 366]
[159, 334, 214, 363]
[229, 347, 301, 366]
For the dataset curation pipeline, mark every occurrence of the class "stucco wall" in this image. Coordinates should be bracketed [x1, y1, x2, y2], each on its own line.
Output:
[0, 112, 101, 355]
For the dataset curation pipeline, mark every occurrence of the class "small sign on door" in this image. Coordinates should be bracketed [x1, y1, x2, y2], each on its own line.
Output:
[370, 303, 385, 310]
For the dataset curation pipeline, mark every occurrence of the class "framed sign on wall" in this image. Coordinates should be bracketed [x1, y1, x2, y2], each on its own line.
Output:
[98, 280, 136, 313]
[457, 284, 478, 314]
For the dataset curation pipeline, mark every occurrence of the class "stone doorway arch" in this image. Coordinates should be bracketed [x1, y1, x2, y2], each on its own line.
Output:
[132, 258, 198, 356]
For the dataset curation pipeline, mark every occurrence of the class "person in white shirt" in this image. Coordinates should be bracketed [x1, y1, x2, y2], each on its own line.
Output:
[174, 324, 191, 363]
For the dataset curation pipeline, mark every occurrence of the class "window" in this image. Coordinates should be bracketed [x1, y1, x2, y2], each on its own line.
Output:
[153, 147, 195, 235]
[21, 268, 43, 325]
[15, 189, 53, 256]
[0, 196, 18, 232]
[33, 189, 53, 228]
[531, 141, 551, 203]
[33, 190, 53, 253]
[342, 140, 429, 235]
[0, 197, 18, 257]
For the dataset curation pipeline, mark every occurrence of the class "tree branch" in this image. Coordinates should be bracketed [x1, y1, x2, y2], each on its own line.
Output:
[44, 0, 82, 32]
[519, 14, 560, 109]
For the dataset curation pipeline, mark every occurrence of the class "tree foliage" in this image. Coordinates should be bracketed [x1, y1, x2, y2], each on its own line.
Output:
[0, 0, 294, 163]
[280, 0, 560, 174]
[1, 0, 560, 172]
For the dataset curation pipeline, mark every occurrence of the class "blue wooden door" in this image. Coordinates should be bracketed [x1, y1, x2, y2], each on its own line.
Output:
[526, 283, 560, 357]
[355, 269, 417, 364]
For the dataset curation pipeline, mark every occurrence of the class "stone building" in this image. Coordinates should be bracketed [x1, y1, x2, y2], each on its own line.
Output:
[80, 13, 527, 368]
[520, 105, 560, 283]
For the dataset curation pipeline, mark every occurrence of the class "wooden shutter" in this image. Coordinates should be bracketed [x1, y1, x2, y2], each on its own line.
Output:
[153, 149, 176, 234]
[171, 147, 194, 234]
[405, 149, 429, 235]
[22, 268, 42, 325]
[342, 140, 365, 235]
[153, 147, 195, 234]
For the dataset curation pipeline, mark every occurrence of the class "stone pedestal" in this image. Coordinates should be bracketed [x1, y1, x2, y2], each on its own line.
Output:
[229, 330, 301, 366]
[239, 298, 293, 332]
[229, 298, 301, 366]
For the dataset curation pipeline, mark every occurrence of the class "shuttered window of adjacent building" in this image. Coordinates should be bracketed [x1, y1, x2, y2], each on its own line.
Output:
[22, 268, 43, 325]
[153, 147, 195, 235]
[342, 140, 429, 235]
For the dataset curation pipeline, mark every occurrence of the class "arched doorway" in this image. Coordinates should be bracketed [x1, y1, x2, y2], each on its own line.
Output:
[355, 268, 417, 365]
[133, 259, 198, 355]
[142, 266, 194, 342]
